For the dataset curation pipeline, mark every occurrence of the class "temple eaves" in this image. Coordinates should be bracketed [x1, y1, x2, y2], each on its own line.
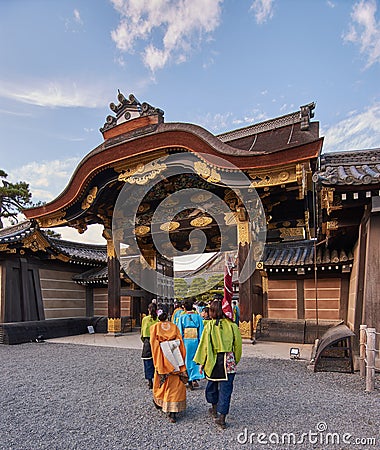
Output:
[218, 102, 316, 143]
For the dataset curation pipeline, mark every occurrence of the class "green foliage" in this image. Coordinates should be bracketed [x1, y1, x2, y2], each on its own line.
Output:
[44, 229, 62, 239]
[206, 273, 224, 291]
[0, 170, 33, 228]
[174, 274, 224, 303]
[174, 278, 189, 299]
[188, 277, 207, 297]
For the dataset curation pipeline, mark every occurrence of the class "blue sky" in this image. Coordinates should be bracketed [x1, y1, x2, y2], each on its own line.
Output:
[1, 0, 380, 245]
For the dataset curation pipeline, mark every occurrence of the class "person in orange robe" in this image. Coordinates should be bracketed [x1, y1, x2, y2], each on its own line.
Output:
[150, 311, 188, 423]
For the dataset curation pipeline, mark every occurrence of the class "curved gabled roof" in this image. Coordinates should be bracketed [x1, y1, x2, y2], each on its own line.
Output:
[22, 95, 321, 223]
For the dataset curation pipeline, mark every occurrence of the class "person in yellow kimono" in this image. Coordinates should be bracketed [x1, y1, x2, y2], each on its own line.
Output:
[171, 302, 184, 325]
[150, 311, 188, 423]
[193, 299, 242, 429]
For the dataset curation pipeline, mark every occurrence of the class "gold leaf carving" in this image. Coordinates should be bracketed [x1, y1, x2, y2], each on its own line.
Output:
[248, 164, 297, 188]
[194, 161, 221, 183]
[134, 225, 150, 236]
[237, 221, 251, 246]
[0, 244, 16, 254]
[224, 211, 238, 226]
[160, 221, 180, 232]
[81, 186, 98, 210]
[118, 161, 166, 185]
[36, 211, 67, 228]
[326, 220, 339, 230]
[24, 233, 50, 252]
[239, 320, 251, 339]
[190, 192, 212, 203]
[190, 216, 213, 227]
[279, 227, 305, 240]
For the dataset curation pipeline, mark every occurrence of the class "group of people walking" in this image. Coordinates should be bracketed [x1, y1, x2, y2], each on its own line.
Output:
[140, 298, 242, 428]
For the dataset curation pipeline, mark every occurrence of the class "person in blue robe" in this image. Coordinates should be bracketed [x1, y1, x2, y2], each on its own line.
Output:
[177, 301, 205, 389]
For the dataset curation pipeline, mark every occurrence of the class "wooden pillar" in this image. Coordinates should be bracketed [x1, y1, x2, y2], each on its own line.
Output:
[20, 258, 31, 320]
[363, 197, 380, 330]
[237, 218, 254, 339]
[261, 269, 268, 318]
[85, 286, 94, 317]
[339, 276, 349, 323]
[297, 278, 305, 319]
[103, 228, 121, 334]
[252, 269, 263, 316]
[353, 219, 367, 349]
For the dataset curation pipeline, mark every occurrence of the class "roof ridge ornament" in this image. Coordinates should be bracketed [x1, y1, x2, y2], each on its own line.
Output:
[100, 91, 164, 134]
[299, 102, 315, 131]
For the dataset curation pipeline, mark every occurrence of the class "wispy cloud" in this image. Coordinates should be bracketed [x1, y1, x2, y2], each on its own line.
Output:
[196, 108, 268, 133]
[64, 8, 84, 32]
[0, 109, 32, 117]
[250, 0, 275, 24]
[73, 9, 83, 25]
[8, 157, 81, 203]
[110, 0, 223, 72]
[0, 80, 106, 108]
[343, 0, 380, 68]
[322, 103, 380, 152]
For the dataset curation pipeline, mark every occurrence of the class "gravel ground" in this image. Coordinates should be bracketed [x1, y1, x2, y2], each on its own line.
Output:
[0, 342, 378, 450]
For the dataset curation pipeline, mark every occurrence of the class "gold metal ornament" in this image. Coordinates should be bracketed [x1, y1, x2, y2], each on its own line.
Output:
[190, 192, 212, 203]
[108, 318, 122, 333]
[81, 186, 98, 210]
[160, 221, 180, 232]
[190, 216, 213, 227]
[194, 161, 221, 183]
[134, 225, 150, 236]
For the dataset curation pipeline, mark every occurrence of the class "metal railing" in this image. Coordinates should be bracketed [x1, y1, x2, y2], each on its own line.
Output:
[359, 325, 379, 392]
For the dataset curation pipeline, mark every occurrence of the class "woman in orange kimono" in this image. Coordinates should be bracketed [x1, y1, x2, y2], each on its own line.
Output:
[150, 311, 188, 423]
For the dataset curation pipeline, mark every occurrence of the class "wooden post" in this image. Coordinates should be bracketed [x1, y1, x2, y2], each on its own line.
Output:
[359, 324, 367, 377]
[363, 199, 380, 330]
[365, 327, 376, 392]
[103, 228, 121, 334]
[237, 217, 253, 339]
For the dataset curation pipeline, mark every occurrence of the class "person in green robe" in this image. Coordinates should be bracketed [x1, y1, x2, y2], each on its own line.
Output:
[193, 299, 242, 429]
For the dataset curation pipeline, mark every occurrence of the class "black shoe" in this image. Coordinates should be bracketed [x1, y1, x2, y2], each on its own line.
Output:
[168, 412, 176, 423]
[187, 381, 194, 390]
[148, 379, 153, 389]
[208, 404, 217, 418]
[153, 400, 162, 410]
[215, 414, 226, 429]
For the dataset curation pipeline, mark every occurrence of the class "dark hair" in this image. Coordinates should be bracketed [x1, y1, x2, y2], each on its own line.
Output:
[209, 299, 225, 325]
[158, 311, 168, 321]
[184, 301, 193, 311]
[148, 303, 158, 320]
[201, 307, 210, 318]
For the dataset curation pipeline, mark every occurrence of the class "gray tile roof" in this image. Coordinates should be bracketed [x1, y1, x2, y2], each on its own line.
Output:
[315, 148, 380, 185]
[0, 221, 36, 243]
[263, 240, 352, 267]
[0, 221, 106, 264]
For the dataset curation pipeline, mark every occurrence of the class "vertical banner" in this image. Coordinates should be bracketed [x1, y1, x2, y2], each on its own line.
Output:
[222, 254, 234, 320]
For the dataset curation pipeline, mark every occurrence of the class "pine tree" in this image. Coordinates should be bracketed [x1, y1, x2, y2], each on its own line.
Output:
[0, 170, 32, 228]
